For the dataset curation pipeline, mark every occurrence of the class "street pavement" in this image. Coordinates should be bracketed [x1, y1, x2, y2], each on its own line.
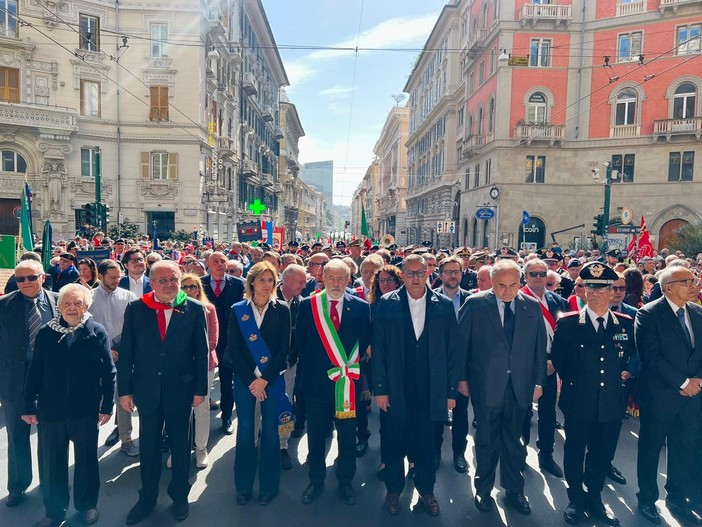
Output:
[0, 386, 686, 527]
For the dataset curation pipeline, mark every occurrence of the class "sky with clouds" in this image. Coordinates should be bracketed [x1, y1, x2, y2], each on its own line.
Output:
[263, 0, 448, 206]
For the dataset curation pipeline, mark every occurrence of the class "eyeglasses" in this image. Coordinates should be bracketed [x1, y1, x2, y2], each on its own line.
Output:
[378, 278, 397, 285]
[16, 274, 42, 283]
[128, 258, 145, 263]
[404, 270, 427, 279]
[585, 286, 611, 293]
[528, 271, 547, 278]
[545, 282, 556, 287]
[441, 270, 462, 276]
[181, 284, 199, 291]
[612, 286, 627, 292]
[668, 278, 700, 288]
[575, 284, 585, 288]
[226, 269, 238, 274]
[156, 278, 180, 285]
[61, 301, 86, 308]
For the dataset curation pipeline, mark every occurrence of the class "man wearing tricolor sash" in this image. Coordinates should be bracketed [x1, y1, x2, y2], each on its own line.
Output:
[295, 259, 371, 506]
[520, 258, 569, 479]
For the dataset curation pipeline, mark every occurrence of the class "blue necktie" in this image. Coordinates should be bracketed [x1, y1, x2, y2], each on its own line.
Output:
[677, 308, 693, 347]
[503, 300, 514, 349]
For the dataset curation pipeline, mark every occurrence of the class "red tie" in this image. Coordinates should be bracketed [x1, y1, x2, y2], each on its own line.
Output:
[157, 310, 167, 340]
[214, 280, 221, 297]
[330, 300, 340, 331]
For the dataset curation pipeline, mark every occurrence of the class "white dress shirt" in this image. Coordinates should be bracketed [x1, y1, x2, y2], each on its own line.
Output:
[586, 306, 609, 332]
[407, 291, 427, 340]
[128, 275, 145, 297]
[153, 293, 174, 327]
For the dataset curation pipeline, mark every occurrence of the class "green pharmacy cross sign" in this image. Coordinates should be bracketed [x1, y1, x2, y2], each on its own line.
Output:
[249, 199, 266, 215]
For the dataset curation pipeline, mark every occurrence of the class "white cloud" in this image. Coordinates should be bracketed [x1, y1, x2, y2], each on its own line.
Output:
[319, 85, 356, 97]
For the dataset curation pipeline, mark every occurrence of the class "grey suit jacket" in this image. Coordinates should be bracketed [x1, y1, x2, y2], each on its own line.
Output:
[458, 290, 547, 409]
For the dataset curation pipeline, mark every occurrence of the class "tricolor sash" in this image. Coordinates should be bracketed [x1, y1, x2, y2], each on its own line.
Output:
[310, 290, 360, 419]
[233, 300, 294, 435]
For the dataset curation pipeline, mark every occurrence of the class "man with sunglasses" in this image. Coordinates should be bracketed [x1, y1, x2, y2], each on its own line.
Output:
[520, 259, 568, 479]
[0, 260, 58, 507]
[634, 266, 702, 525]
[552, 262, 635, 526]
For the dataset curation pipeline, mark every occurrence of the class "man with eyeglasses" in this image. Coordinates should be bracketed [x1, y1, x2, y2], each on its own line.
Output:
[433, 256, 471, 474]
[301, 253, 329, 297]
[119, 248, 152, 297]
[634, 266, 702, 526]
[0, 260, 58, 507]
[519, 259, 569, 479]
[459, 259, 546, 516]
[145, 253, 162, 278]
[373, 254, 460, 516]
[551, 262, 635, 526]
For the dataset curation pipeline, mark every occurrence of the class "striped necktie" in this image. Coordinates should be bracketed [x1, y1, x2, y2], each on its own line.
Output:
[27, 298, 43, 358]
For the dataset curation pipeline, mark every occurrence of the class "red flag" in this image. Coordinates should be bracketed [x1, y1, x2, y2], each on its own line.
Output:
[637, 215, 654, 261]
[363, 238, 372, 250]
[627, 234, 637, 256]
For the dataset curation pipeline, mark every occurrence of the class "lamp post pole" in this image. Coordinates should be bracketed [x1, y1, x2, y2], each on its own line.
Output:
[602, 162, 613, 251]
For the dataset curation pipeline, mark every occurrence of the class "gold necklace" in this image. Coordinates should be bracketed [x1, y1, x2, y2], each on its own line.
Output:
[253, 300, 267, 314]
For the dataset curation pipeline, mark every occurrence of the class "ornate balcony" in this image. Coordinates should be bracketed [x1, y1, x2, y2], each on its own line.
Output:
[616, 0, 646, 16]
[660, 0, 702, 14]
[0, 101, 78, 134]
[243, 72, 257, 96]
[609, 124, 640, 138]
[520, 3, 572, 26]
[653, 117, 702, 140]
[515, 123, 564, 145]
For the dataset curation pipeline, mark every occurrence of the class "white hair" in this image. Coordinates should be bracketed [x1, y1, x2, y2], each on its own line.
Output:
[490, 259, 521, 279]
[323, 258, 350, 279]
[58, 283, 93, 308]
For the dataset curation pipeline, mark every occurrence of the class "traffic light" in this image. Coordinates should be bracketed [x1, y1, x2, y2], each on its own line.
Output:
[84, 202, 98, 226]
[101, 204, 110, 230]
[591, 214, 604, 236]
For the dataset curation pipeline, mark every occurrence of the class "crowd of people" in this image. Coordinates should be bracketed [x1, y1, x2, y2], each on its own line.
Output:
[1, 234, 702, 527]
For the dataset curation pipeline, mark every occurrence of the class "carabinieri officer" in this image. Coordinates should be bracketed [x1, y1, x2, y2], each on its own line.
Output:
[551, 262, 635, 527]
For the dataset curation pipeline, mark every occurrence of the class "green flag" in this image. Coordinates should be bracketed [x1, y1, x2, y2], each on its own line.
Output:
[41, 221, 53, 273]
[360, 204, 368, 237]
[20, 185, 33, 251]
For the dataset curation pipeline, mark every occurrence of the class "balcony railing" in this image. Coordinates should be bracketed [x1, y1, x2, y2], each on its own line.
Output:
[466, 28, 488, 51]
[520, 3, 572, 24]
[653, 117, 702, 139]
[515, 123, 565, 144]
[609, 124, 641, 138]
[243, 72, 257, 96]
[660, 0, 702, 13]
[616, 0, 646, 16]
[0, 101, 78, 133]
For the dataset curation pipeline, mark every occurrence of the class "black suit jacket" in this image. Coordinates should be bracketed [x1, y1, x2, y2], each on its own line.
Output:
[224, 299, 291, 386]
[202, 274, 245, 360]
[634, 297, 702, 414]
[433, 286, 470, 316]
[117, 297, 209, 415]
[277, 288, 302, 366]
[296, 292, 371, 401]
[373, 286, 461, 421]
[0, 290, 58, 402]
[458, 290, 547, 409]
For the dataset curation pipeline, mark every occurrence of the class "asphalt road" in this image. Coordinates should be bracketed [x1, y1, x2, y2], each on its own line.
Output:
[0, 387, 686, 527]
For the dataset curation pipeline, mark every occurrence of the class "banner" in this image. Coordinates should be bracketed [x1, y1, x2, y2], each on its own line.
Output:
[237, 221, 262, 242]
[0, 235, 16, 269]
[76, 249, 111, 263]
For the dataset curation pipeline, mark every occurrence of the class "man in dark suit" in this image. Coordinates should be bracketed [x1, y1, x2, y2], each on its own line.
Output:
[0, 260, 58, 507]
[552, 262, 635, 526]
[458, 259, 547, 515]
[295, 259, 371, 506]
[374, 254, 461, 516]
[201, 251, 245, 435]
[432, 255, 471, 474]
[519, 258, 569, 478]
[118, 260, 209, 524]
[300, 252, 328, 298]
[634, 266, 702, 525]
[118, 248, 152, 297]
[51, 252, 79, 292]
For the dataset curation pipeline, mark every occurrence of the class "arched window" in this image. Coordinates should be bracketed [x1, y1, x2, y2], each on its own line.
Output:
[615, 89, 637, 125]
[526, 92, 547, 124]
[477, 106, 484, 136]
[467, 113, 474, 136]
[488, 97, 495, 133]
[1, 150, 26, 173]
[673, 82, 696, 119]
[471, 217, 478, 246]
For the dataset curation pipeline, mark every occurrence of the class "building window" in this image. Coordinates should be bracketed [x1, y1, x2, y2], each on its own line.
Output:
[80, 80, 101, 117]
[611, 154, 635, 183]
[668, 151, 695, 181]
[676, 24, 700, 55]
[150, 24, 168, 58]
[79, 14, 100, 51]
[526, 92, 548, 124]
[488, 97, 495, 133]
[473, 164, 480, 188]
[673, 82, 696, 119]
[464, 168, 469, 189]
[149, 86, 169, 121]
[615, 89, 637, 125]
[0, 66, 19, 102]
[477, 106, 484, 136]
[468, 72, 475, 95]
[467, 113, 473, 136]
[479, 61, 485, 85]
[145, 152, 178, 180]
[81, 148, 98, 177]
[458, 106, 464, 126]
[485, 158, 492, 185]
[617, 31, 642, 62]
[526, 155, 546, 183]
[1, 150, 26, 173]
[529, 39, 551, 67]
[1, 0, 18, 37]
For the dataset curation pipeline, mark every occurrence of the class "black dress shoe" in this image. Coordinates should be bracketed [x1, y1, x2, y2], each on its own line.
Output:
[384, 493, 401, 515]
[474, 493, 495, 512]
[453, 455, 468, 473]
[81, 508, 99, 525]
[301, 483, 324, 504]
[505, 491, 531, 515]
[172, 500, 189, 522]
[667, 499, 702, 525]
[236, 493, 251, 505]
[355, 440, 368, 457]
[337, 483, 356, 506]
[291, 426, 304, 439]
[638, 503, 661, 525]
[564, 502, 584, 525]
[258, 492, 277, 506]
[221, 419, 234, 435]
[104, 426, 120, 447]
[539, 456, 564, 478]
[280, 449, 292, 470]
[588, 503, 619, 526]
[413, 494, 440, 516]
[6, 490, 25, 507]
[126, 501, 154, 525]
[607, 464, 627, 485]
